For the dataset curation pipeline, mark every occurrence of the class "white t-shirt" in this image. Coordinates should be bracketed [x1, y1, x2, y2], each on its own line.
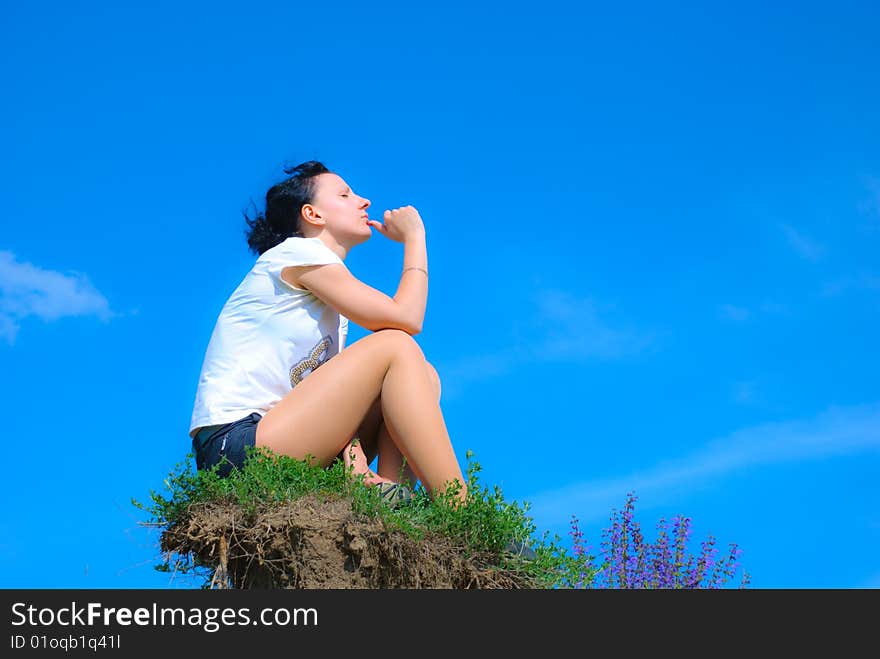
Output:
[189, 237, 349, 439]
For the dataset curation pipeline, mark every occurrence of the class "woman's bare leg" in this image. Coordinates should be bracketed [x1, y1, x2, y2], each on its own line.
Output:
[341, 439, 395, 485]
[375, 426, 419, 486]
[375, 360, 440, 486]
[255, 329, 466, 501]
[341, 359, 439, 487]
[336, 397, 394, 486]
[339, 398, 418, 487]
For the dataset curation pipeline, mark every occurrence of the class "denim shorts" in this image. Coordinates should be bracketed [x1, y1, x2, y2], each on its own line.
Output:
[192, 412, 262, 477]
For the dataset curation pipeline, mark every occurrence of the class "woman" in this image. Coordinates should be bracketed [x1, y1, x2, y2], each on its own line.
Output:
[188, 160, 466, 503]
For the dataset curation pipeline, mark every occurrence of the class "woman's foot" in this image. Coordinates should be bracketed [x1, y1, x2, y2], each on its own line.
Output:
[343, 437, 397, 486]
[361, 470, 396, 486]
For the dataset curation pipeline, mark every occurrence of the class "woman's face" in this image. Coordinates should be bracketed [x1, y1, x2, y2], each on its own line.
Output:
[307, 173, 372, 243]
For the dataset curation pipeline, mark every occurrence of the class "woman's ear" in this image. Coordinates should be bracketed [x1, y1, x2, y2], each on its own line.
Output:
[301, 204, 325, 228]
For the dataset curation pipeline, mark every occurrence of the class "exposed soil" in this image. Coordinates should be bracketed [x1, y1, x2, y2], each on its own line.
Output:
[160, 494, 537, 589]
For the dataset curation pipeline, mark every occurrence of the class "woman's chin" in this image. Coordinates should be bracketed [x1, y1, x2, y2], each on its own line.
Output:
[349, 229, 372, 247]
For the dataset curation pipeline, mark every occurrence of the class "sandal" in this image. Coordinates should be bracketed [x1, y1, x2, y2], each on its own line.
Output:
[374, 482, 414, 507]
[503, 538, 537, 560]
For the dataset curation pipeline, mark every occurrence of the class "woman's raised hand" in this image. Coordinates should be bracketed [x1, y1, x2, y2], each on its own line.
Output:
[367, 206, 425, 243]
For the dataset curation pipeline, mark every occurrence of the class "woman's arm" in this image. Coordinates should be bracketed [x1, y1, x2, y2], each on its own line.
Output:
[285, 208, 429, 335]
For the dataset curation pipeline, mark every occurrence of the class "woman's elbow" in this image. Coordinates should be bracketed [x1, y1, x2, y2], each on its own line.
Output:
[390, 321, 423, 336]
[402, 315, 423, 335]
[364, 318, 421, 335]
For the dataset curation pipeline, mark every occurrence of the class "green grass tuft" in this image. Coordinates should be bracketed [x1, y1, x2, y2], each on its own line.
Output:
[132, 447, 595, 589]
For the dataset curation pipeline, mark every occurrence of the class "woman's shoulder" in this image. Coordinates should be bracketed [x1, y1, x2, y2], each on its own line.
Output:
[279, 237, 342, 266]
[266, 236, 334, 258]
[262, 235, 309, 256]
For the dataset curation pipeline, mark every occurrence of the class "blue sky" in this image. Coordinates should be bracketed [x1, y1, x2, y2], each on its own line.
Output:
[1, 1, 877, 588]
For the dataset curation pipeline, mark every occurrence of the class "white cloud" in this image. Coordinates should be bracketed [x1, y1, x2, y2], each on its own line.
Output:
[860, 571, 880, 588]
[718, 300, 788, 324]
[819, 271, 880, 297]
[718, 304, 750, 322]
[758, 301, 789, 315]
[437, 289, 654, 398]
[532, 290, 655, 361]
[526, 401, 880, 527]
[732, 380, 756, 404]
[0, 250, 115, 346]
[857, 177, 880, 233]
[781, 224, 825, 261]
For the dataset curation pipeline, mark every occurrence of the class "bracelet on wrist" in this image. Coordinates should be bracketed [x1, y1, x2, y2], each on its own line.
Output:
[402, 267, 428, 277]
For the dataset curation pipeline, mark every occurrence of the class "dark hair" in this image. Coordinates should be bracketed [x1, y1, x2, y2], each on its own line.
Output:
[244, 160, 331, 256]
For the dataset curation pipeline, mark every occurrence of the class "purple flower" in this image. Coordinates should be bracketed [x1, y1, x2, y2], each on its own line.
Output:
[568, 492, 748, 589]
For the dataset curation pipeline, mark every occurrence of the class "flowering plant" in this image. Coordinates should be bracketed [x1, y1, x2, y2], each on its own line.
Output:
[567, 492, 750, 589]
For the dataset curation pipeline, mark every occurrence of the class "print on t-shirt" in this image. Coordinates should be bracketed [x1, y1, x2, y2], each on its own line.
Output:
[290, 334, 334, 387]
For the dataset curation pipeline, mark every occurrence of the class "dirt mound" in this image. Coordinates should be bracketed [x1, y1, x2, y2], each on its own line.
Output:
[160, 494, 537, 589]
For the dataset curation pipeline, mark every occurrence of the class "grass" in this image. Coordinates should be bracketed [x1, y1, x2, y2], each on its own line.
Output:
[133, 447, 594, 589]
[135, 447, 749, 589]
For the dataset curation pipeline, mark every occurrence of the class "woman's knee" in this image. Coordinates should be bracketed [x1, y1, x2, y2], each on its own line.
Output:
[373, 332, 439, 399]
[371, 328, 424, 358]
